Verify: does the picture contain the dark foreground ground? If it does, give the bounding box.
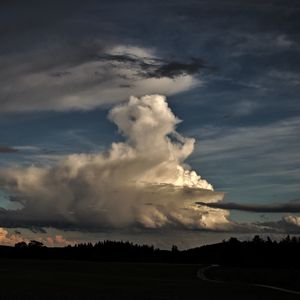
[0,259,298,300]
[205,265,300,292]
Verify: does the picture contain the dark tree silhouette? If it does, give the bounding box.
[15,241,27,248]
[28,240,44,248]
[0,235,299,267]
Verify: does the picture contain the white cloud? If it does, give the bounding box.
[0,228,28,246]
[283,215,300,228]
[0,95,228,231]
[0,46,201,112]
[0,227,76,247]
[44,235,76,247]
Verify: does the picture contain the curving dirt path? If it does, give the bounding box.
[197,265,300,296]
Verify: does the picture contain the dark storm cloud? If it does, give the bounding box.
[0,146,18,153]
[146,59,212,79]
[196,200,300,213]
[50,71,72,78]
[96,53,211,78]
[28,227,47,234]
[0,207,226,233]
[1,206,299,235]
[0,208,83,232]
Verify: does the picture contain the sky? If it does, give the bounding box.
[0,0,299,248]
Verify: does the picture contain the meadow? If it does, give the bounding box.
[0,259,298,299]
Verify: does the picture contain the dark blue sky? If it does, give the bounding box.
[0,0,299,247]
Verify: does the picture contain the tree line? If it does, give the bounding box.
[0,235,299,267]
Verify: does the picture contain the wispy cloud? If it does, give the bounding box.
[187,116,300,213]
[0,45,202,112]
[191,117,300,157]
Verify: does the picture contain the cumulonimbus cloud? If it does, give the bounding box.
[0,95,230,232]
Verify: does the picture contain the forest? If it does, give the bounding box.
[0,235,299,268]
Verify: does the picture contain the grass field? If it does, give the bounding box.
[205,265,300,292]
[0,259,298,299]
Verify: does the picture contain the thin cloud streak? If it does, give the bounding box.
[196,200,300,213]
